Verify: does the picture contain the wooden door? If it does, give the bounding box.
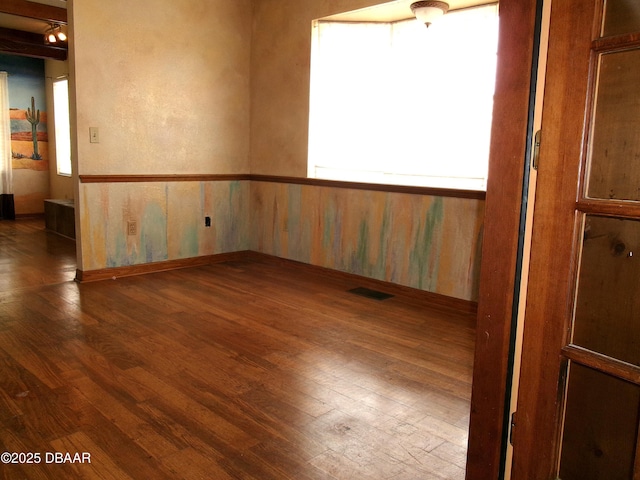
[512,0,640,478]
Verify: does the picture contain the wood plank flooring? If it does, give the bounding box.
[0,218,475,479]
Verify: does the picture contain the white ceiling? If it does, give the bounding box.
[323,0,493,22]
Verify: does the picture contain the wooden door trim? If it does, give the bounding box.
[561,345,640,386]
[592,32,640,51]
[465,0,541,478]
[510,0,599,478]
[577,199,640,218]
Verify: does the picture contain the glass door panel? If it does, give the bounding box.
[572,215,640,366]
[602,0,640,37]
[559,363,640,480]
[587,49,640,201]
[560,2,640,478]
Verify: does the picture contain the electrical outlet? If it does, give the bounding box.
[127,220,137,236]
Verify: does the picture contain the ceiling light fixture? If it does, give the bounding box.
[56,26,67,42]
[410,1,450,27]
[44,23,68,44]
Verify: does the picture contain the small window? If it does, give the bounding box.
[53,78,71,176]
[308,4,499,190]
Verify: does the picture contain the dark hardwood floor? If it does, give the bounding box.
[0,218,475,479]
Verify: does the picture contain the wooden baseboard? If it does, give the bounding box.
[75,250,478,315]
[243,251,479,315]
[75,251,251,283]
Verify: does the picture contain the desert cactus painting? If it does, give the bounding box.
[25,96,41,160]
[4,54,49,176]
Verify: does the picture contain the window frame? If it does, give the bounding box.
[307,4,499,192]
[52,77,71,177]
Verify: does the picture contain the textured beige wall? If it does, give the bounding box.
[69,0,251,270]
[72,0,251,176]
[250,0,384,176]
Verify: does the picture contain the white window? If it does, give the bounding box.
[53,78,71,176]
[308,4,499,190]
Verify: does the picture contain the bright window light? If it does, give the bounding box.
[308,4,499,190]
[53,78,71,176]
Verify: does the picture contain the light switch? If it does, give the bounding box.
[89,127,99,143]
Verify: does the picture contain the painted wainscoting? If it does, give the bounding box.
[76,176,484,304]
[250,181,485,302]
[78,180,250,272]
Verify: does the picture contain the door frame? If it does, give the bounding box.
[465,0,545,478]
